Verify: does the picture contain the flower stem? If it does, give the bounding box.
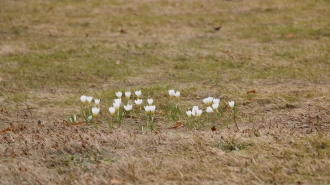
[108,117,113,129]
[93,117,98,128]
[233,107,239,131]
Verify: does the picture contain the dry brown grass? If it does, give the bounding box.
[1,0,330,184]
[1,82,330,184]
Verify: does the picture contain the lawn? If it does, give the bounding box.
[0,0,330,184]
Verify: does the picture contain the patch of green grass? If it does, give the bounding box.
[8,92,28,103]
[216,136,254,152]
[304,134,330,159]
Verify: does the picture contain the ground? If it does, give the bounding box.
[0,0,330,184]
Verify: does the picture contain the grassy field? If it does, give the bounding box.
[1,0,330,184]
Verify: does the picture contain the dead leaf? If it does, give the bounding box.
[71,122,85,126]
[214,26,222,31]
[0,127,15,134]
[156,110,166,116]
[109,179,124,185]
[211,126,216,132]
[222,50,230,54]
[246,90,256,94]
[120,29,126,34]
[169,121,183,129]
[116,60,121,65]
[285,33,294,39]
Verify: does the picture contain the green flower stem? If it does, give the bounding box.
[233,106,239,131]
[93,116,98,128]
[145,113,149,129]
[108,116,113,129]
[145,113,155,131]
[187,118,192,128]
[81,104,88,124]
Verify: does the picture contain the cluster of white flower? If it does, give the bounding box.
[80,95,100,118]
[186,106,202,118]
[78,89,235,129]
[132,90,143,109]
[186,97,235,118]
[80,90,157,119]
[144,105,156,114]
[110,91,137,116]
[204,97,220,113]
[112,92,133,112]
[80,95,94,105]
[168,89,180,99]
[143,97,156,114]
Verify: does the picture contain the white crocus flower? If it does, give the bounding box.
[212,103,219,110]
[144,105,156,114]
[92,107,100,117]
[109,107,115,116]
[144,106,151,114]
[213,98,220,105]
[135,90,142,98]
[86,96,93,104]
[80,95,87,104]
[113,102,121,111]
[149,105,156,114]
[186,110,192,118]
[203,97,214,106]
[116,92,122,98]
[196,109,202,118]
[228,101,235,109]
[192,106,199,116]
[206,107,214,113]
[124,104,133,111]
[94,99,100,107]
[147,98,153,105]
[114,98,122,105]
[134,99,143,105]
[169,89,175,98]
[125,92,131,99]
[174,91,180,98]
